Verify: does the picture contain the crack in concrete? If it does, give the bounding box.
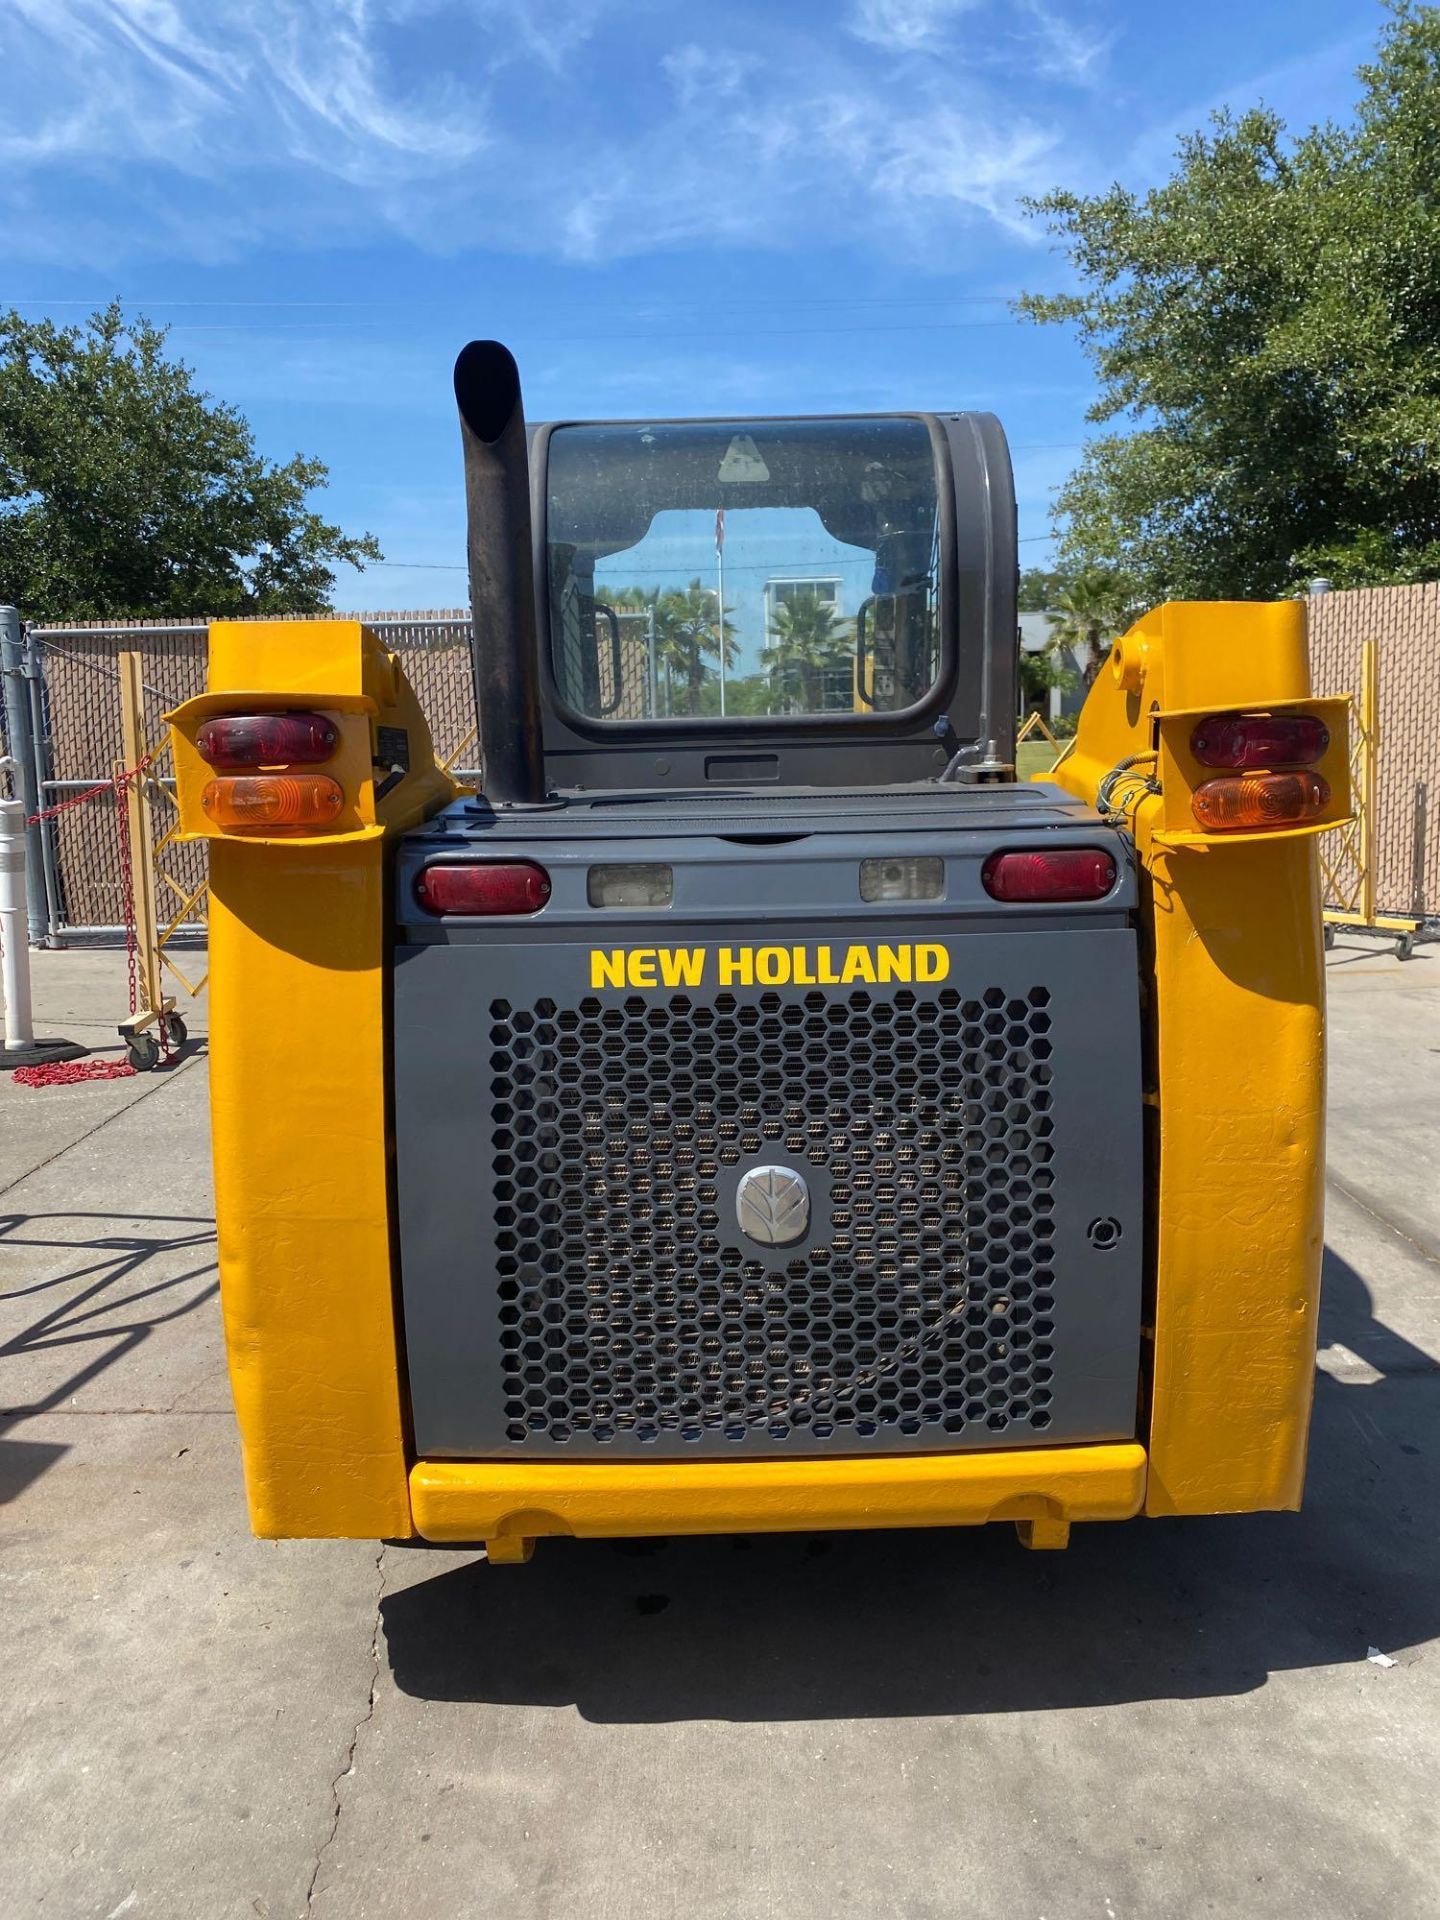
[0,1405,233,1418]
[303,1543,386,1916]
[1328,1170,1440,1268]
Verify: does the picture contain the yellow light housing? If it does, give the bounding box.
[1191,769,1330,833]
[201,773,344,833]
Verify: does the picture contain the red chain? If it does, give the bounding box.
[112,761,141,1022]
[14,1057,137,1088]
[23,752,155,827]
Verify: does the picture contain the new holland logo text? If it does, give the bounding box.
[588,943,950,990]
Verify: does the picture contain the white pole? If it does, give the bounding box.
[0,761,36,1051]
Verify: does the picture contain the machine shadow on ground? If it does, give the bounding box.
[0,1210,218,1501]
[381,1243,1437,1721]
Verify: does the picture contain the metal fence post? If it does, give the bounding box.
[1358,637,1378,931]
[23,623,65,945]
[0,752,84,1067]
[0,606,47,945]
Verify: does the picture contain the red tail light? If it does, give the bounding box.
[415,861,552,916]
[1190,711,1329,769]
[981,848,1117,903]
[196,711,338,770]
[1191,770,1330,833]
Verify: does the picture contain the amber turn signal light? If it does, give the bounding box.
[1191,770,1330,833]
[201,773,345,832]
[195,711,338,770]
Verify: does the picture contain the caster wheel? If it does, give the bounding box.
[126,1033,161,1072]
[1397,935,1415,961]
[1323,925,1335,950]
[162,1013,188,1049]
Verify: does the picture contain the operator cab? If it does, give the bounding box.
[537,410,1017,790]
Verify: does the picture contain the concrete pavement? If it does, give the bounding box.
[2,935,1436,1919]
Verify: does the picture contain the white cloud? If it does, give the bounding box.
[662,44,757,108]
[0,0,1105,268]
[0,0,491,179]
[847,0,984,54]
[1018,0,1112,85]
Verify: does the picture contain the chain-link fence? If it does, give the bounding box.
[17,611,477,939]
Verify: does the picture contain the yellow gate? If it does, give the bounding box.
[117,651,207,1066]
[1320,640,1425,959]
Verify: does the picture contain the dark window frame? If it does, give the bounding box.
[532,412,960,743]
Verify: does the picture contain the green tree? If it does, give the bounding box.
[653,579,738,713]
[0,303,380,618]
[1018,3,1440,600]
[1047,566,1141,685]
[763,589,854,710]
[1018,565,1072,611]
[709,671,779,716]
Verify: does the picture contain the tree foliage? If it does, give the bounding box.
[1019,2,1440,600]
[1017,565,1072,611]
[1048,566,1143,683]
[762,588,854,711]
[1018,630,1072,710]
[0,303,380,619]
[601,579,738,713]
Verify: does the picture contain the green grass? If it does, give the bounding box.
[1016,738,1063,782]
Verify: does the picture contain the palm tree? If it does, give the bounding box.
[592,580,737,715]
[762,590,854,711]
[1049,567,1140,685]
[653,580,739,714]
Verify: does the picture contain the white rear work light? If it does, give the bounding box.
[860,856,943,902]
[587,863,674,908]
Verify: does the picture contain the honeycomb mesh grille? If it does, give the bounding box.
[490,985,1057,1451]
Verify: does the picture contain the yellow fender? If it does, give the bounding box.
[169,620,454,1537]
[1047,601,1350,1514]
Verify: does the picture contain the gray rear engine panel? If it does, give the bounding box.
[393,787,1144,1461]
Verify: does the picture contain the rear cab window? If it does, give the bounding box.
[546,417,944,725]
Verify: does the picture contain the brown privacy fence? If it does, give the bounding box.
[8,591,1436,939]
[1308,584,1438,921]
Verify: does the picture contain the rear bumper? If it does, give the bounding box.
[409,1442,1148,1546]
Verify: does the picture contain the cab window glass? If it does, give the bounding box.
[546,418,941,721]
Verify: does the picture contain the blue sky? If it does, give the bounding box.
[1,0,1380,610]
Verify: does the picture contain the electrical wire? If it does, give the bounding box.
[1096,751,1160,821]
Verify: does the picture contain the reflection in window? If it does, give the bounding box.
[547,418,941,722]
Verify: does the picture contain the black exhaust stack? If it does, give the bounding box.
[454,340,547,805]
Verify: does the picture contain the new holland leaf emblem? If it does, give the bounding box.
[736,1165,811,1248]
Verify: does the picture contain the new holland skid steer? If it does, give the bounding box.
[169,341,1350,1560]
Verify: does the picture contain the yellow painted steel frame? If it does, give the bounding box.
[1050,601,1350,1515]
[169,621,455,1538]
[172,607,1346,1550]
